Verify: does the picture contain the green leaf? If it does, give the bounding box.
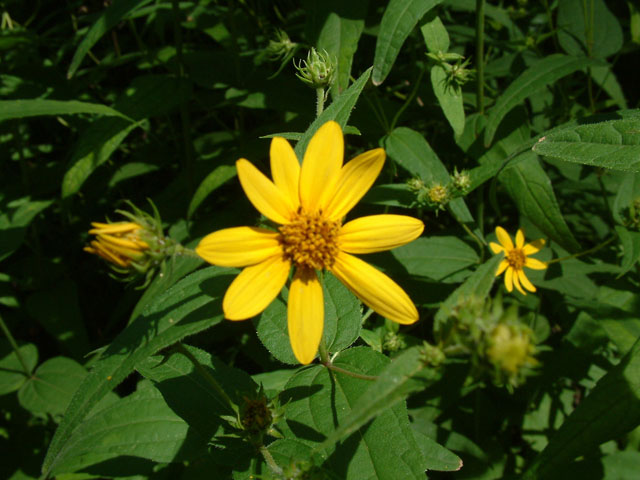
[67,0,154,78]
[0,197,53,261]
[431,65,465,138]
[17,357,87,418]
[499,152,581,252]
[255,273,361,365]
[319,346,440,452]
[49,384,207,476]
[484,54,601,146]
[616,226,640,276]
[372,0,442,85]
[315,1,368,95]
[137,345,257,440]
[25,281,90,359]
[0,341,37,395]
[281,347,429,479]
[410,428,463,472]
[392,236,479,282]
[557,0,623,59]
[42,266,231,477]
[523,338,640,479]
[188,164,237,219]
[532,115,640,172]
[421,15,449,53]
[434,255,502,333]
[294,67,372,158]
[0,99,133,123]
[612,172,640,225]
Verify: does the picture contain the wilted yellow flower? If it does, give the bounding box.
[85,222,149,268]
[196,121,424,364]
[489,227,546,295]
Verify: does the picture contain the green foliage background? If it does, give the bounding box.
[1,0,640,479]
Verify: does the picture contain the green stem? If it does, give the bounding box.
[0,313,31,376]
[390,65,426,130]
[259,445,283,476]
[175,343,236,415]
[547,236,616,265]
[318,336,330,365]
[326,363,379,381]
[316,87,325,117]
[475,0,485,114]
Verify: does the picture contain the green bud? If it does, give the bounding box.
[294,48,336,89]
[450,167,471,194]
[266,29,297,62]
[420,342,446,367]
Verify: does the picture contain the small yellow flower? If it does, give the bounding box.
[85,222,149,268]
[489,226,547,295]
[196,121,424,364]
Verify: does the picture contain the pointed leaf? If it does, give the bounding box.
[0,99,133,123]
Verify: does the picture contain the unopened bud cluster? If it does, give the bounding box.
[294,48,336,89]
[427,51,475,90]
[266,29,297,62]
[407,168,471,212]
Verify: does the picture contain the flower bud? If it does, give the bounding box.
[266,29,297,62]
[294,48,336,89]
[451,167,471,194]
[486,323,538,386]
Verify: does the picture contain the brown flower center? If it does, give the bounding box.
[278,208,340,270]
[506,248,526,269]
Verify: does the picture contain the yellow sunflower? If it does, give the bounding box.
[196,121,424,364]
[489,226,547,295]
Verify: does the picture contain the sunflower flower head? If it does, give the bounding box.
[489,226,547,295]
[196,121,424,364]
[85,201,176,285]
[294,48,336,89]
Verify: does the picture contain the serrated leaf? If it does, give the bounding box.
[372,0,442,85]
[523,338,640,479]
[188,164,237,218]
[42,266,232,477]
[431,65,465,137]
[392,236,478,282]
[67,0,154,78]
[532,115,640,172]
[319,346,440,452]
[255,273,362,365]
[0,341,37,395]
[294,67,372,158]
[0,99,133,123]
[281,347,428,479]
[557,0,623,59]
[49,385,207,476]
[484,54,601,146]
[499,152,581,252]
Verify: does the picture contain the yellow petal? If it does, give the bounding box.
[489,242,504,254]
[89,222,140,234]
[518,269,536,292]
[196,227,282,267]
[98,234,148,250]
[299,121,344,213]
[223,256,290,320]
[496,259,509,276]
[515,229,525,248]
[512,269,526,295]
[523,238,545,255]
[504,267,514,292]
[324,148,385,220]
[288,268,324,364]
[525,257,547,270]
[495,226,514,250]
[339,214,424,254]
[237,159,294,224]
[270,137,301,210]
[330,252,418,325]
